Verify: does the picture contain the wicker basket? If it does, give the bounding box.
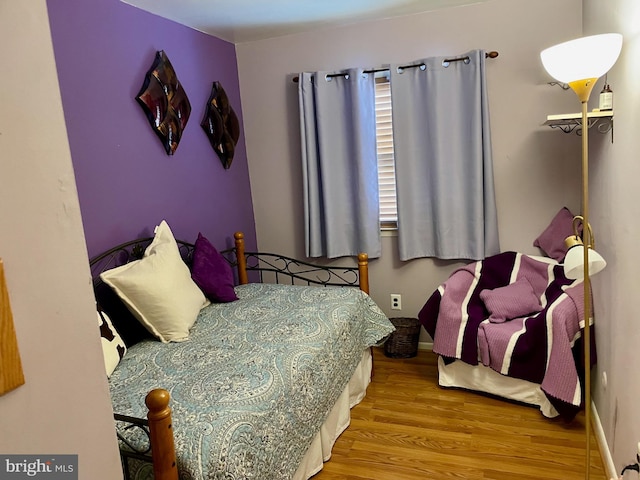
[384,317,421,358]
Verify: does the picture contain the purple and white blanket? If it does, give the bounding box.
[419,251,594,418]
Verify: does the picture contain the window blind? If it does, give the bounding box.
[374,77,398,228]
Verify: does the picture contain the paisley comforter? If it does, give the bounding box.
[109,283,394,479]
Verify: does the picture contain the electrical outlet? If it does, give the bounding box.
[390,294,402,310]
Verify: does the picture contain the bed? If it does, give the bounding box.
[90,222,394,480]
[418,249,594,420]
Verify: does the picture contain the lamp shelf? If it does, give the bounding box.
[543,110,614,140]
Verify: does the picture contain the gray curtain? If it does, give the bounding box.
[298,69,381,259]
[390,50,499,261]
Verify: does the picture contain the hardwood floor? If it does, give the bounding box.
[313,348,605,480]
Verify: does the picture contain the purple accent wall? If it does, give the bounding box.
[47,0,256,257]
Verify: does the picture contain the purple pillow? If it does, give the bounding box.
[533,207,580,262]
[479,279,541,324]
[191,233,238,303]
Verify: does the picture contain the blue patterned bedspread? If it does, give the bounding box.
[109,283,394,479]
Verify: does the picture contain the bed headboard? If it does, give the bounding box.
[89,232,367,293]
[89,231,368,346]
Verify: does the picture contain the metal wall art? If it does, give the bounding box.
[201,81,240,169]
[136,50,191,155]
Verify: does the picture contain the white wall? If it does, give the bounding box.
[236,0,583,330]
[584,0,640,475]
[0,2,122,477]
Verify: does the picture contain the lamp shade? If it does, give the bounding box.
[540,33,623,83]
[563,244,607,279]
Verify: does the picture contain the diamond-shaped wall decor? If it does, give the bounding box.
[136,50,191,155]
[201,81,240,169]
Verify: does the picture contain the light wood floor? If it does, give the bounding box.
[313,347,605,480]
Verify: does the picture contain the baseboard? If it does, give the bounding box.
[592,400,616,479]
[418,341,433,351]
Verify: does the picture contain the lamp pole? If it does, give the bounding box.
[580,94,592,480]
[567,76,596,479]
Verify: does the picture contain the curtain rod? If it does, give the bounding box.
[292,51,498,83]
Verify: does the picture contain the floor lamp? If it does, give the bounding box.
[541,33,622,479]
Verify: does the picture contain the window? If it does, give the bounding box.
[374,76,398,229]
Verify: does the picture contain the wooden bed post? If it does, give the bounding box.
[357,253,373,376]
[234,232,248,285]
[357,253,369,294]
[145,389,178,480]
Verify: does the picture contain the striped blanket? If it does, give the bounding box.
[419,251,594,419]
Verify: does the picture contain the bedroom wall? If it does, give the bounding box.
[46,0,257,258]
[583,0,640,475]
[236,0,583,331]
[0,2,122,477]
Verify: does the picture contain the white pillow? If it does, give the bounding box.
[100,220,207,342]
[98,310,127,377]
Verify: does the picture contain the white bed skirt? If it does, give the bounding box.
[292,348,372,480]
[437,356,559,418]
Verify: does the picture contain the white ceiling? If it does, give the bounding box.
[121,0,489,44]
